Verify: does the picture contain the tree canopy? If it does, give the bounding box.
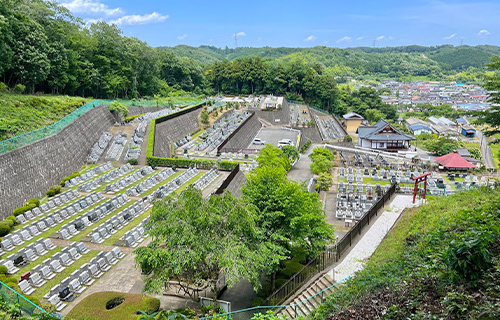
[134,187,284,303]
[475,56,500,134]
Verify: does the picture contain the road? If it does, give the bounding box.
[476,130,495,169]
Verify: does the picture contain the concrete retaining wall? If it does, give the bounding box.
[153,108,202,158]
[0,106,115,219]
[225,170,246,198]
[298,126,323,148]
[219,113,262,153]
[253,107,290,126]
[127,106,168,117]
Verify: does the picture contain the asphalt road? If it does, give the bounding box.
[476,130,495,169]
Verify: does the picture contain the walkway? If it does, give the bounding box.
[476,129,495,169]
[328,195,416,280]
[287,144,318,183]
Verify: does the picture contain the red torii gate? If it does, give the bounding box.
[412,172,431,204]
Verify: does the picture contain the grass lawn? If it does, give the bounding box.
[67,291,160,320]
[11,246,63,278]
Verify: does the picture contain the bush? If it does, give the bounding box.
[0,224,11,237]
[299,140,311,153]
[343,135,353,143]
[141,297,160,314]
[125,114,144,122]
[24,295,40,306]
[60,171,80,186]
[1,219,14,228]
[47,185,61,197]
[280,259,304,277]
[0,82,7,92]
[6,216,17,225]
[0,265,8,274]
[13,206,31,216]
[127,158,138,165]
[14,84,25,93]
[27,198,40,207]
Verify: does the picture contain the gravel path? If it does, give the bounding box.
[328,195,416,281]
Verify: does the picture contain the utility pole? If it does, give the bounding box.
[373,38,376,47]
[234,32,238,48]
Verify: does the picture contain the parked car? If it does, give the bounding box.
[277,139,293,147]
[252,138,265,145]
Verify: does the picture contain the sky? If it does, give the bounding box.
[57,0,500,48]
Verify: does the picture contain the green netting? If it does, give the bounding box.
[0,97,205,154]
[0,281,47,316]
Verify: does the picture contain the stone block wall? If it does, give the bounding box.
[153,108,202,158]
[219,113,262,153]
[0,106,115,219]
[225,170,246,198]
[298,127,323,148]
[253,107,290,125]
[127,106,168,117]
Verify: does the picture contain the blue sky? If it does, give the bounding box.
[58,0,500,48]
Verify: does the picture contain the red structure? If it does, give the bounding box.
[412,173,431,204]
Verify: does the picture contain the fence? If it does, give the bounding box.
[0,281,47,316]
[0,97,206,154]
[263,183,396,306]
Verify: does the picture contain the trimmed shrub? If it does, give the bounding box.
[142,297,160,314]
[1,219,14,228]
[60,171,80,187]
[47,185,61,197]
[13,206,31,216]
[0,82,7,92]
[127,158,138,165]
[299,140,312,153]
[7,216,17,225]
[27,198,40,207]
[0,224,11,237]
[0,265,8,274]
[125,113,144,122]
[24,295,40,306]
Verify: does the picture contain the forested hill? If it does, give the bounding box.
[160,44,500,74]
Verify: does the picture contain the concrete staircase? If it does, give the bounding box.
[258,117,273,127]
[278,274,337,319]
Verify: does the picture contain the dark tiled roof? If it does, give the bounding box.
[358,119,415,141]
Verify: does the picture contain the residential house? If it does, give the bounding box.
[357,119,415,151]
[342,112,364,133]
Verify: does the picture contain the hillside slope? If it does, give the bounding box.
[310,187,500,320]
[0,94,90,140]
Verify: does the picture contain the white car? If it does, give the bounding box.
[252,138,265,145]
[278,139,293,147]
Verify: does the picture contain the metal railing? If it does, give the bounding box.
[0,281,47,316]
[263,183,396,306]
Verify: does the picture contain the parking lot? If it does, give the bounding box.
[249,128,299,150]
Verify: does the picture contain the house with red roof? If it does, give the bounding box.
[434,151,476,171]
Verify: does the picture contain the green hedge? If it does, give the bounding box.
[124,113,145,122]
[145,103,237,171]
[60,171,81,186]
[299,140,312,153]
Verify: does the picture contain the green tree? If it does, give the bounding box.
[242,166,334,256]
[200,111,209,124]
[475,56,500,134]
[280,145,300,162]
[108,101,128,118]
[316,172,334,191]
[256,144,291,172]
[135,187,283,306]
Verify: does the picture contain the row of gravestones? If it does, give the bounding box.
[125,121,148,162]
[87,132,113,164]
[77,163,133,192]
[0,106,115,219]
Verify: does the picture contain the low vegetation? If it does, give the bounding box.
[67,292,160,320]
[311,187,500,320]
[0,93,89,140]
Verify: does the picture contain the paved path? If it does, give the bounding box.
[287,144,319,183]
[476,130,495,169]
[328,195,416,281]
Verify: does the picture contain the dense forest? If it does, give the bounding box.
[0,0,497,109]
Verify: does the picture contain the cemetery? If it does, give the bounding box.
[0,95,499,320]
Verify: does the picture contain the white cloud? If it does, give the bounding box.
[233,32,246,37]
[177,34,187,40]
[375,35,385,41]
[323,41,329,45]
[336,36,352,43]
[111,12,169,26]
[356,36,364,40]
[477,29,491,36]
[61,0,123,16]
[304,35,316,42]
[443,33,457,40]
